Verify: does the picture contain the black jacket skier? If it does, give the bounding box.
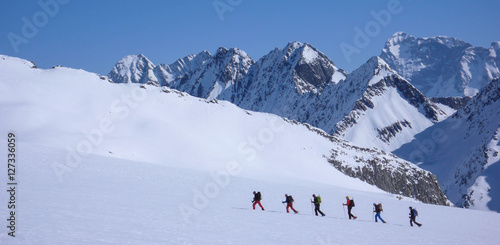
[311,194,325,216]
[409,206,422,227]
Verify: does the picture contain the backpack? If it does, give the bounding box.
[350,199,355,207]
[317,196,322,204]
[412,208,418,216]
[378,203,383,212]
[288,195,294,203]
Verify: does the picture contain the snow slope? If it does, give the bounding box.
[1,55,499,244]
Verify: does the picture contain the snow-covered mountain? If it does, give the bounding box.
[167,47,254,99]
[154,50,212,86]
[108,43,451,152]
[108,54,159,85]
[218,41,347,111]
[380,32,500,98]
[4,54,500,244]
[108,48,253,99]
[327,56,449,152]
[394,78,500,212]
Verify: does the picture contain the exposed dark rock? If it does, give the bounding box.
[326,150,449,205]
[431,96,472,110]
[293,119,450,206]
[377,120,412,143]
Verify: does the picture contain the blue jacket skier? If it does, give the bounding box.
[409,206,422,227]
[373,203,386,223]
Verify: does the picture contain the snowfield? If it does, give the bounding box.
[0,55,499,244]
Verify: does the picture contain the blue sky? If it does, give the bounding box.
[1,0,499,75]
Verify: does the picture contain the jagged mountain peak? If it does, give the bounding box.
[216,46,229,54]
[299,43,326,63]
[365,56,391,69]
[347,56,398,87]
[261,41,304,61]
[490,41,500,56]
[386,31,414,45]
[177,50,212,63]
[108,54,157,84]
[284,41,304,52]
[279,42,327,63]
[431,35,471,49]
[116,54,153,67]
[180,50,212,63]
[386,32,469,49]
[214,47,252,61]
[382,32,471,60]
[380,33,499,97]
[154,51,213,84]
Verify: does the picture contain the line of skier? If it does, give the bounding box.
[252,191,422,227]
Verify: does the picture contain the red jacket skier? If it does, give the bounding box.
[343,196,357,220]
[282,194,298,213]
[252,191,264,210]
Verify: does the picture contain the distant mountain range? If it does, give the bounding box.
[380,32,500,98]
[107,32,500,211]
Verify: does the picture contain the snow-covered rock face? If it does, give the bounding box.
[299,123,449,205]
[323,56,447,152]
[219,42,347,114]
[380,32,500,98]
[394,78,500,212]
[108,48,253,98]
[108,54,158,85]
[293,43,347,93]
[168,47,254,99]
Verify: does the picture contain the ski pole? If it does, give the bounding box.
[372,208,374,222]
[342,204,346,219]
[310,199,314,215]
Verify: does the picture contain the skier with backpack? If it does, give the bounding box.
[311,194,325,216]
[373,203,386,223]
[343,196,357,220]
[282,194,298,213]
[409,206,422,227]
[252,191,264,211]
